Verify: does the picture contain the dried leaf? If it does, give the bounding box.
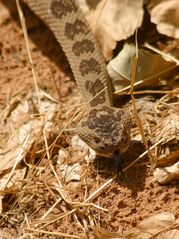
[88,0,144,60]
[93,213,178,239]
[71,135,96,162]
[0,92,57,177]
[153,113,179,145]
[122,212,176,239]
[154,162,179,184]
[58,148,81,183]
[71,135,89,151]
[149,0,179,38]
[107,43,175,91]
[152,112,179,166]
[164,229,179,239]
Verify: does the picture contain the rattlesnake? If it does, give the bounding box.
[22,0,131,158]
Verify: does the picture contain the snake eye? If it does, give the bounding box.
[94,137,100,144]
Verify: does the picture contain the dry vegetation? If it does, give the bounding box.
[0,0,178,238]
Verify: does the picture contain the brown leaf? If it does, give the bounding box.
[149,0,179,38]
[154,162,179,184]
[122,212,176,239]
[107,43,175,91]
[93,213,178,239]
[87,0,144,60]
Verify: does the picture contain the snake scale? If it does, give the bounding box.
[22,0,131,158]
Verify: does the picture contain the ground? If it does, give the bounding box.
[0,1,178,238]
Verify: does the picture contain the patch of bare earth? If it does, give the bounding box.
[0,1,178,239]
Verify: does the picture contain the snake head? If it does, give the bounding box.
[77,106,131,157]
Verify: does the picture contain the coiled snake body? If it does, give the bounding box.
[23,0,131,157]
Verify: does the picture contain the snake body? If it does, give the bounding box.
[23,0,131,157]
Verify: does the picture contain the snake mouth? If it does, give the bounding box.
[94,150,125,176]
[95,151,113,158]
[119,143,130,154]
[95,139,131,158]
